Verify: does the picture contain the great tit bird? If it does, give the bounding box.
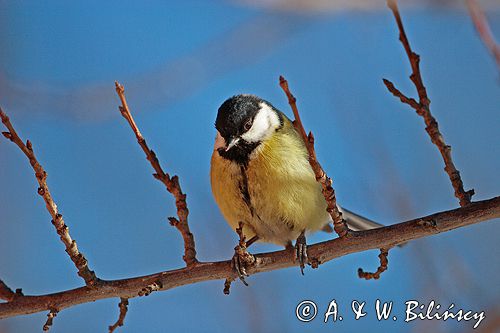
[210,94,383,274]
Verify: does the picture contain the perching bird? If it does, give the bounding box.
[210,94,383,277]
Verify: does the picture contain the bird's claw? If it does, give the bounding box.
[295,231,308,275]
[232,244,255,286]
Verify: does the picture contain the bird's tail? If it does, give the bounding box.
[322,208,405,246]
[340,207,385,231]
[321,207,385,232]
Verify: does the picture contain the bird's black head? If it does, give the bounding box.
[214,94,281,166]
[216,95,262,140]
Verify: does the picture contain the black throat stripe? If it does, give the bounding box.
[217,140,259,167]
[238,164,263,224]
[238,164,254,218]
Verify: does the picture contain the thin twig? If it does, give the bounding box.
[0,108,98,286]
[223,278,234,295]
[384,0,474,207]
[108,298,129,333]
[0,280,15,302]
[358,248,389,280]
[1,196,498,319]
[466,0,500,69]
[42,308,58,331]
[114,82,197,267]
[382,79,420,109]
[279,76,349,237]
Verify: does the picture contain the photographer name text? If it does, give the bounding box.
[295,299,485,329]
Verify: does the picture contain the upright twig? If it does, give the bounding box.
[384,0,474,207]
[279,76,349,238]
[114,82,197,267]
[279,78,389,279]
[108,298,129,333]
[0,108,98,286]
[466,0,500,69]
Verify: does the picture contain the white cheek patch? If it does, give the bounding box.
[241,103,280,143]
[213,130,226,150]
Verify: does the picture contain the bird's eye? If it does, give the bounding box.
[244,119,252,131]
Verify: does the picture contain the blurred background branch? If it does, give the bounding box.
[0,1,498,332]
[466,0,500,69]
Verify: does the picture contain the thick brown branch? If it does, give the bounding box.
[279,76,348,237]
[1,196,498,319]
[0,108,98,286]
[385,0,474,207]
[108,298,129,333]
[114,82,197,267]
[358,248,389,280]
[138,281,162,297]
[466,0,500,69]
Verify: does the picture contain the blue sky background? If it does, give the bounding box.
[0,1,499,332]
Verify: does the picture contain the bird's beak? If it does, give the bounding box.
[225,137,240,151]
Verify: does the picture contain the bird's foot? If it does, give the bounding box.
[232,243,255,286]
[232,222,256,285]
[295,230,308,275]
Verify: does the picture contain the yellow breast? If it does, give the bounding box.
[210,115,328,246]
